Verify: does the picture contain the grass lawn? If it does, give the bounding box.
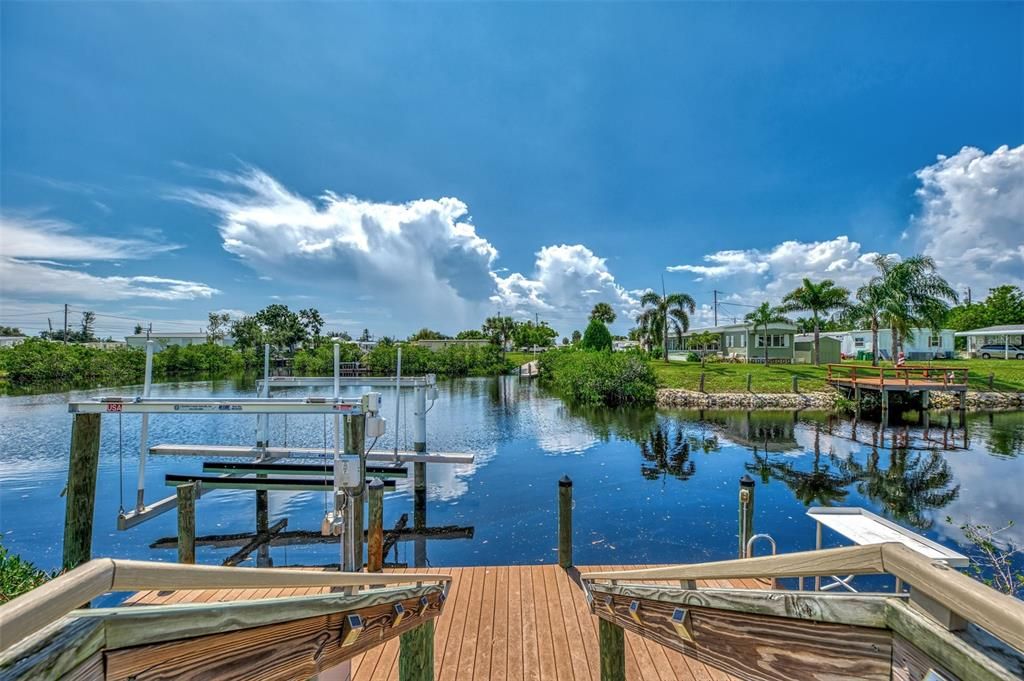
[506,351,539,367]
[652,358,1024,393]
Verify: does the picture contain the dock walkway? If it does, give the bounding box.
[128,564,766,681]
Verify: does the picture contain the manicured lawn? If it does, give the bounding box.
[652,358,1024,393]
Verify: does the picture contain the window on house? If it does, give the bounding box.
[929,335,942,348]
[756,334,787,348]
[854,337,865,348]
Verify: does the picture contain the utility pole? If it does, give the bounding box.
[146,323,152,340]
[965,287,972,305]
[63,303,69,345]
[713,290,719,327]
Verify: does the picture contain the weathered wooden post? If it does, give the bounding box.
[344,413,367,569]
[988,372,995,390]
[367,478,384,573]
[699,372,706,393]
[399,620,434,681]
[921,390,930,410]
[738,475,755,558]
[598,618,625,681]
[746,373,752,392]
[558,476,573,568]
[62,413,101,572]
[791,376,799,393]
[177,481,199,564]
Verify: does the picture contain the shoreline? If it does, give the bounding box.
[655,387,1024,410]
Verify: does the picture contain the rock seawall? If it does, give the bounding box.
[656,388,1024,410]
[656,389,838,410]
[929,391,1024,409]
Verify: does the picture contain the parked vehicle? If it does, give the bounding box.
[978,343,1024,359]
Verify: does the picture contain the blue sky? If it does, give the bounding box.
[2,2,1022,339]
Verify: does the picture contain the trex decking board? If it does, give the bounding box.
[126,564,758,681]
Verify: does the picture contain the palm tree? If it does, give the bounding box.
[637,291,696,362]
[482,315,515,358]
[590,302,616,325]
[744,302,789,366]
[689,330,719,367]
[848,279,886,366]
[780,278,850,365]
[873,255,958,361]
[773,424,855,506]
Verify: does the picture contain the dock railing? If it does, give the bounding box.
[0,558,452,653]
[582,543,1024,674]
[826,363,969,389]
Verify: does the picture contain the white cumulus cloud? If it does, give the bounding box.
[492,244,641,325]
[913,144,1024,292]
[668,236,889,306]
[176,167,640,332]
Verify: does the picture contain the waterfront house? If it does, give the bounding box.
[830,328,955,360]
[670,322,798,363]
[124,332,235,350]
[0,335,26,347]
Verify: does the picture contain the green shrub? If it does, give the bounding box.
[539,348,656,406]
[580,320,613,352]
[364,343,512,377]
[685,352,700,362]
[0,339,144,386]
[152,343,245,376]
[1,543,55,603]
[293,342,363,374]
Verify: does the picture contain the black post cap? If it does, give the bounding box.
[739,474,755,488]
[559,475,573,487]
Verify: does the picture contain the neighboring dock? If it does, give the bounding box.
[519,360,539,378]
[826,364,969,411]
[127,564,767,681]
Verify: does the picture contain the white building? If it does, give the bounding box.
[954,324,1024,359]
[124,332,234,350]
[830,328,955,360]
[0,336,26,348]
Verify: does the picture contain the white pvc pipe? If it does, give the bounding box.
[413,386,426,452]
[333,343,341,497]
[135,340,155,510]
[393,346,402,457]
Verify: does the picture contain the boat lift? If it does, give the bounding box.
[69,342,475,570]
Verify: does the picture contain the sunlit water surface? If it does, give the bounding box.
[1,376,1022,576]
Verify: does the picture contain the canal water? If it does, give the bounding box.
[1,376,1022,576]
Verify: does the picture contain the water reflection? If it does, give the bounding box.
[846,447,959,530]
[1,377,1022,572]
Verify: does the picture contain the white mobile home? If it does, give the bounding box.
[832,328,955,360]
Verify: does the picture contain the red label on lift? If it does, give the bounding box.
[106,403,123,412]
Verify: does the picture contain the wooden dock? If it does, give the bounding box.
[127,564,767,681]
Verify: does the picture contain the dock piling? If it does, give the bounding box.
[746,373,752,392]
[367,478,384,572]
[62,413,101,571]
[598,618,626,681]
[791,376,799,393]
[177,481,199,564]
[558,476,573,568]
[399,620,434,681]
[699,372,706,393]
[343,413,367,571]
[738,475,755,558]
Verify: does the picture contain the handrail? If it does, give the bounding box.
[0,558,451,653]
[582,543,1024,654]
[824,364,969,386]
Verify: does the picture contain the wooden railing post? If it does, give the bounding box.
[177,482,198,564]
[598,618,626,681]
[399,620,434,681]
[558,476,573,568]
[63,413,102,572]
[367,478,384,573]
